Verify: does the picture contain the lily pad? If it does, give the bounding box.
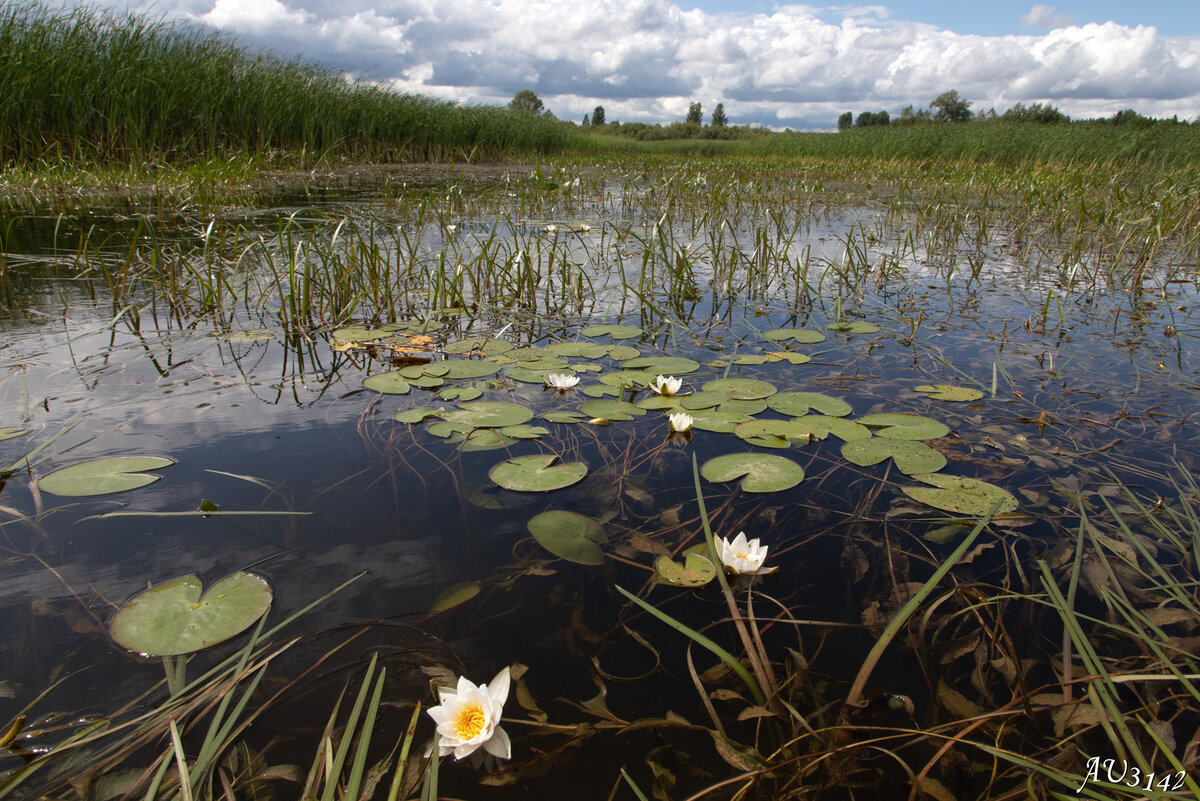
[700,453,805,493]
[842,439,947,475]
[580,324,643,340]
[444,338,514,355]
[636,395,684,411]
[443,401,533,429]
[795,415,871,442]
[767,392,852,418]
[528,510,608,564]
[681,391,732,410]
[458,430,518,452]
[915,384,985,402]
[498,424,549,440]
[543,411,587,424]
[437,360,500,380]
[429,581,481,614]
[732,355,771,365]
[733,420,815,449]
[504,366,556,384]
[701,378,777,400]
[39,456,174,497]
[490,454,588,492]
[579,400,645,421]
[332,326,389,344]
[599,370,654,388]
[858,413,949,440]
[582,384,622,398]
[826,321,880,334]
[440,386,484,402]
[622,356,701,375]
[109,571,272,657]
[393,407,443,424]
[765,351,811,365]
[689,410,754,433]
[763,328,826,344]
[362,373,411,394]
[719,398,769,416]
[901,474,1019,517]
[655,553,716,587]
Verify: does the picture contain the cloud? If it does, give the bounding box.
[52,0,1200,129]
[1019,4,1073,30]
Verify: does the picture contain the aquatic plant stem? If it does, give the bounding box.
[843,502,999,709]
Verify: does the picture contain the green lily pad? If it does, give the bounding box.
[767,392,852,418]
[841,439,947,476]
[362,373,411,394]
[766,351,812,365]
[636,395,685,411]
[733,420,815,448]
[719,399,768,416]
[405,375,446,389]
[582,384,622,398]
[901,474,1019,517]
[429,582,481,614]
[443,401,533,429]
[393,407,443,424]
[914,384,985,402]
[763,328,826,344]
[795,415,871,442]
[39,456,174,497]
[543,411,587,424]
[858,413,949,440]
[504,366,555,384]
[602,345,642,360]
[427,420,473,440]
[332,326,389,343]
[443,338,514,355]
[655,553,716,587]
[109,571,272,657]
[580,324,643,340]
[826,321,880,334]
[689,410,754,433]
[490,454,588,492]
[701,378,777,400]
[599,370,654,388]
[219,329,273,344]
[732,355,771,365]
[681,391,732,410]
[622,356,701,375]
[437,360,500,380]
[498,424,549,440]
[440,386,483,402]
[701,453,805,493]
[458,430,518,452]
[527,510,608,564]
[579,400,645,421]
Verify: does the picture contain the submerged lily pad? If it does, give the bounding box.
[528,510,608,564]
[443,401,533,429]
[767,392,852,418]
[429,582,481,614]
[490,454,588,492]
[901,474,1019,517]
[39,456,174,497]
[362,373,412,394]
[110,571,272,657]
[701,453,805,493]
[841,439,948,476]
[701,378,777,400]
[580,324,644,340]
[763,328,826,344]
[655,553,716,587]
[914,384,985,402]
[858,413,949,440]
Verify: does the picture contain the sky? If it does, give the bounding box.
[65,0,1200,130]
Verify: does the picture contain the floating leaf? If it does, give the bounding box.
[719,399,768,416]
[655,553,716,587]
[732,355,771,365]
[767,392,852,418]
[599,370,653,388]
[404,375,445,389]
[218,329,273,344]
[680,391,731,410]
[543,411,587,424]
[842,439,948,475]
[331,326,389,344]
[498,424,549,440]
[701,453,805,493]
[579,324,643,340]
[901,474,1019,516]
[528,510,607,564]
[109,571,272,657]
[490,454,588,492]
[504,366,555,384]
[458,430,517,452]
[444,338,513,355]
[733,420,815,449]
[582,384,621,398]
[858,413,949,440]
[622,356,701,375]
[765,351,811,365]
[763,328,825,343]
[443,401,533,429]
[39,456,174,497]
[636,395,684,411]
[579,400,645,422]
[440,386,483,402]
[394,407,443,424]
[826,321,880,334]
[362,373,411,394]
[429,582,481,613]
[796,415,870,442]
[689,410,754,433]
[915,384,985,402]
[702,378,777,400]
[437,360,500,380]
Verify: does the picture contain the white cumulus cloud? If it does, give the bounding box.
[1019,4,1074,30]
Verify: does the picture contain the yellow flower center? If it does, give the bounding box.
[734,550,749,561]
[453,702,487,740]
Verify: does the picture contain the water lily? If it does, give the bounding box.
[668,412,693,433]
[652,375,682,396]
[427,667,512,761]
[716,531,769,575]
[545,373,580,390]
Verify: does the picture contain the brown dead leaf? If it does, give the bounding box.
[628,531,670,556]
[937,679,983,720]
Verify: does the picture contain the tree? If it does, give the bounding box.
[931,90,972,122]
[686,102,702,125]
[509,89,543,114]
[837,111,853,131]
[582,113,590,126]
[1002,102,1068,123]
[592,105,606,126]
[854,110,890,127]
[711,103,727,127]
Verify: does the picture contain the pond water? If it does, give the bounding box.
[1,160,1199,799]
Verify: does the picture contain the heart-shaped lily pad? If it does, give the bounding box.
[842,439,947,475]
[393,407,443,424]
[901,474,1018,516]
[914,384,985,402]
[39,456,175,497]
[765,351,811,365]
[655,553,716,587]
[733,420,815,449]
[858,413,949,440]
[490,454,588,492]
[637,395,684,411]
[580,324,643,340]
[109,571,272,656]
[689,410,754,433]
[702,378,777,400]
[680,391,732,410]
[763,328,826,343]
[796,415,871,442]
[440,386,484,402]
[701,453,805,493]
[767,392,852,418]
[528,510,608,564]
[437,359,501,380]
[599,370,654,388]
[363,373,412,394]
[622,356,701,375]
[443,401,533,429]
[579,400,646,421]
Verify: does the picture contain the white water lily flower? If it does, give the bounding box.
[668,412,693,433]
[427,667,512,761]
[652,375,682,396]
[716,531,769,575]
[545,373,580,390]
